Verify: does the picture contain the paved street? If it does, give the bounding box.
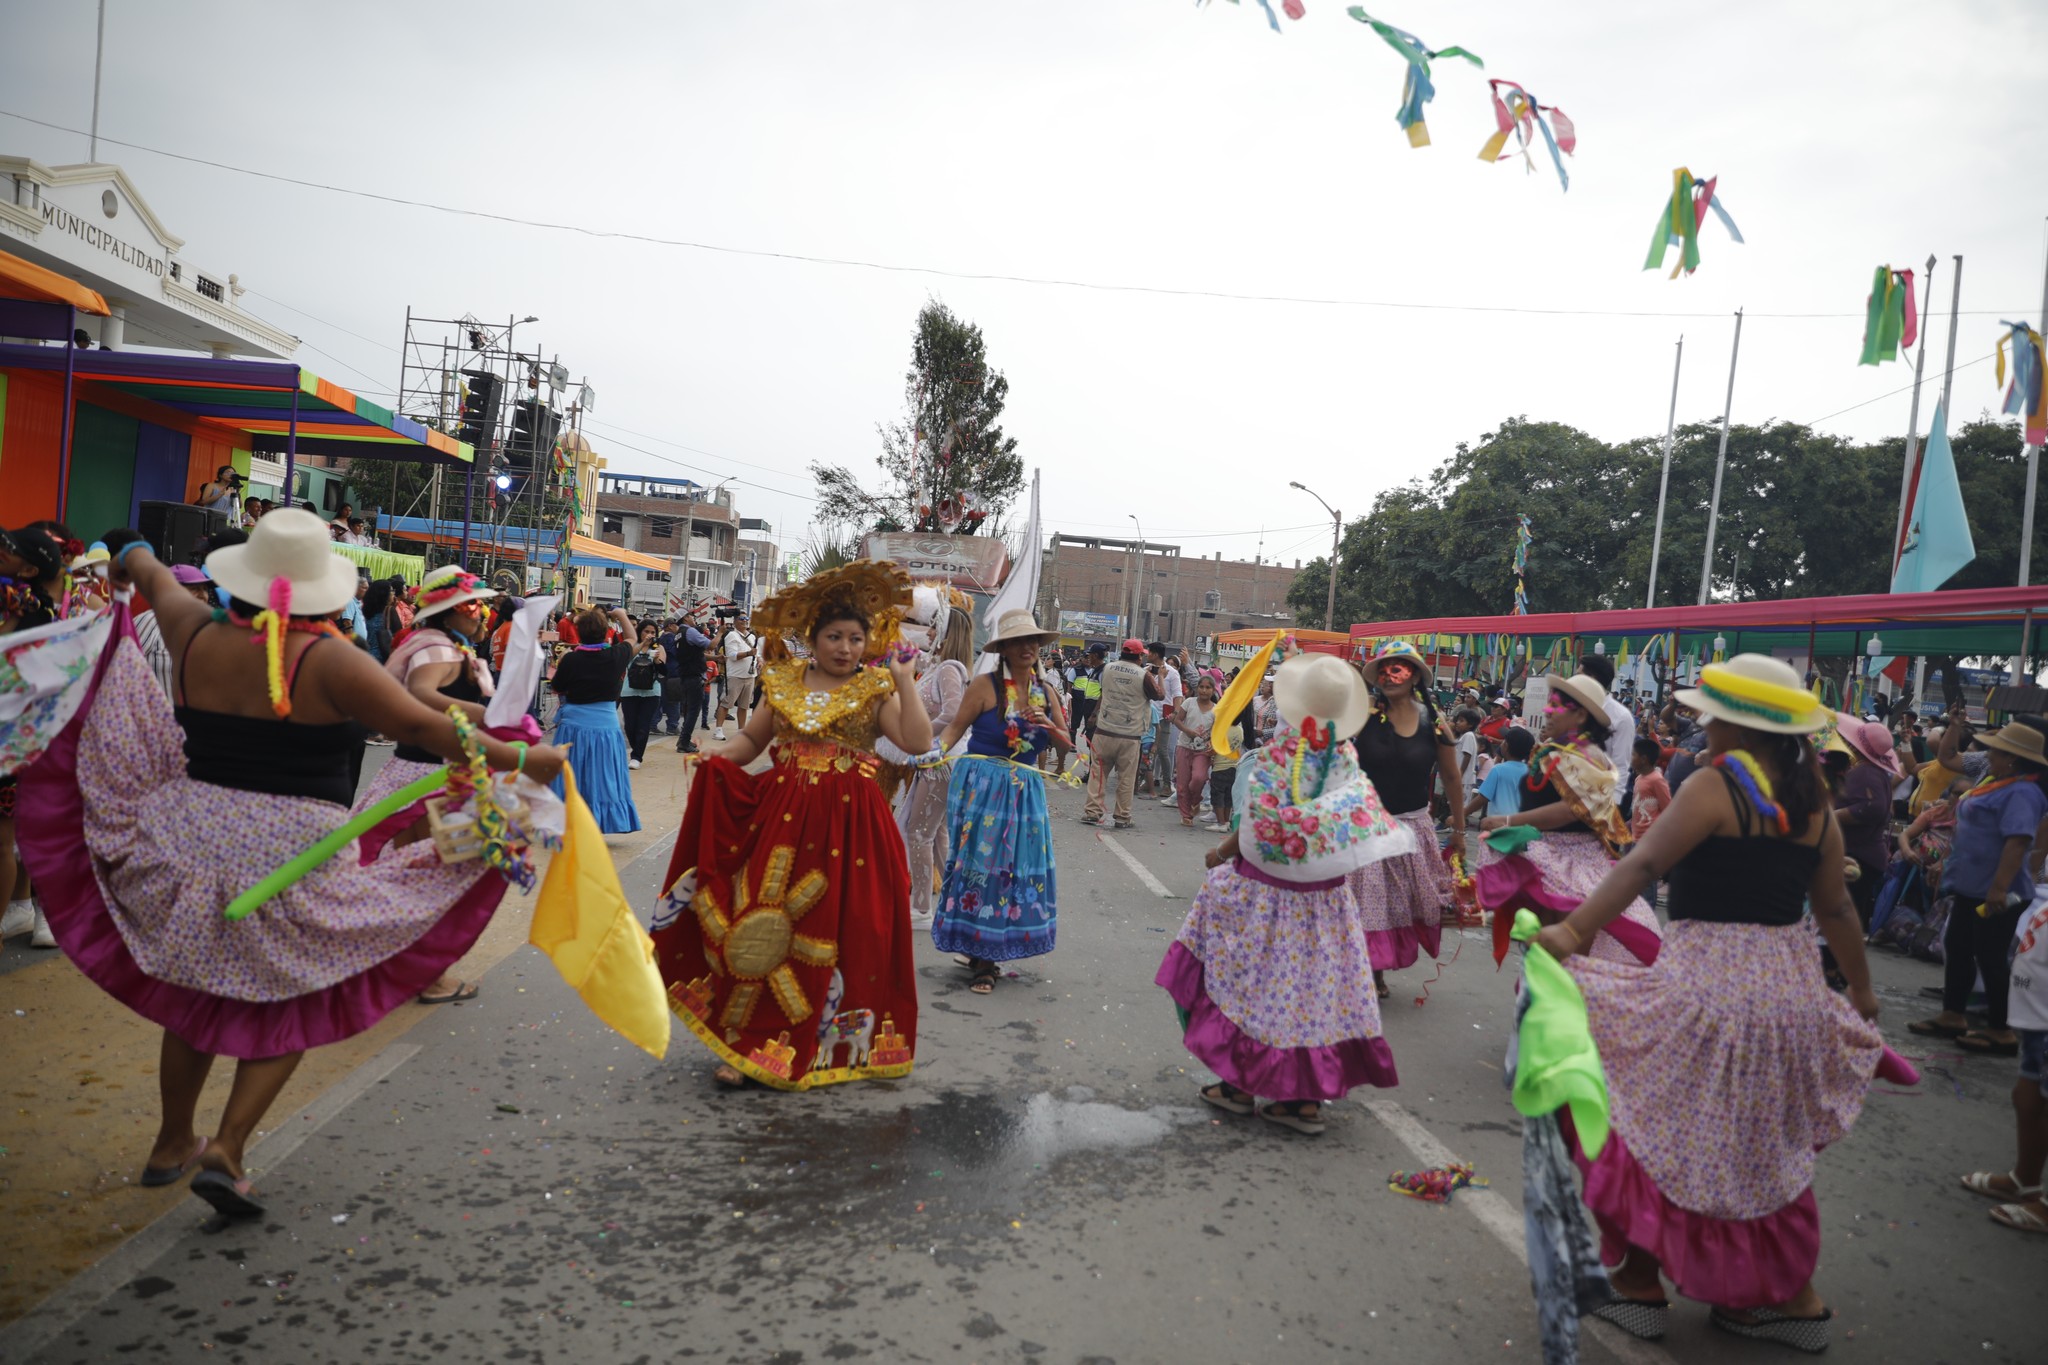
[2,747,2044,1364]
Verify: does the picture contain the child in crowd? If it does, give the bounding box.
[1470,725,1533,822]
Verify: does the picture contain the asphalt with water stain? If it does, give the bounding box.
[7,776,2046,1363]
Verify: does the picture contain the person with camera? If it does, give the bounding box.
[194,465,242,517]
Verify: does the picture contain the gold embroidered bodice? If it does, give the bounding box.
[760,659,894,755]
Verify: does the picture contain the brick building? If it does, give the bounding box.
[1038,533,1298,654]
[591,471,740,609]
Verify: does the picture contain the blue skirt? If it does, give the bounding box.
[550,701,641,835]
[933,755,1056,961]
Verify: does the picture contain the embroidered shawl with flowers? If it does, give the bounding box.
[1240,719,1415,882]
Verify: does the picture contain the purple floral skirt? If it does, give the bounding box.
[17,615,507,1059]
[1157,858,1397,1101]
[1346,807,1449,970]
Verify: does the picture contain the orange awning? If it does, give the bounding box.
[0,248,111,315]
[568,532,669,572]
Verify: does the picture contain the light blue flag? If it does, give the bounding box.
[1891,401,1976,594]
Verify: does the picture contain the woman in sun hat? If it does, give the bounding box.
[931,608,1071,995]
[1157,648,1414,1135]
[1834,716,1902,932]
[1473,672,1663,967]
[15,510,564,1221]
[1347,640,1464,995]
[349,564,534,1003]
[1526,653,1909,1350]
[1909,718,2048,1058]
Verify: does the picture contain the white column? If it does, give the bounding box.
[99,304,125,350]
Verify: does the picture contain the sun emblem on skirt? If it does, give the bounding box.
[693,844,837,1032]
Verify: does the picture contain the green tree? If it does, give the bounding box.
[812,300,1022,535]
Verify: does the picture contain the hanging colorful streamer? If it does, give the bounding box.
[1476,79,1575,190]
[1997,319,2048,446]
[1196,0,1302,34]
[1859,266,1919,366]
[1512,515,1532,614]
[1346,8,1483,148]
[1643,169,1744,278]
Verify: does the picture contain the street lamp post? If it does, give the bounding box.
[1290,481,1341,631]
[1127,513,1146,639]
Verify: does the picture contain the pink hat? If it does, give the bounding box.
[1842,717,1901,777]
[170,564,212,586]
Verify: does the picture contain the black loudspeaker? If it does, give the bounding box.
[137,501,226,567]
[457,368,501,449]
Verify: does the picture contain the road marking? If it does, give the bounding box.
[1361,1098,1681,1365]
[1095,831,1175,898]
[0,1042,424,1364]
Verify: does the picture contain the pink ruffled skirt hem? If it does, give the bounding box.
[1157,942,1397,1100]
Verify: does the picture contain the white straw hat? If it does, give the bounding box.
[203,508,358,616]
[1551,672,1610,720]
[982,609,1057,651]
[1674,654,1826,735]
[1273,653,1372,738]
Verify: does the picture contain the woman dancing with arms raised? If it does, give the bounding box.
[17,512,562,1220]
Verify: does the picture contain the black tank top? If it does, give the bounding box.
[394,654,485,764]
[1665,767,1821,927]
[175,625,357,806]
[1519,755,1589,835]
[1354,707,1442,815]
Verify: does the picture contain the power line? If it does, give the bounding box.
[1799,350,1996,427]
[5,107,2035,323]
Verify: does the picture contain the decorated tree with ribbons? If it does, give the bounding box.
[811,300,1023,537]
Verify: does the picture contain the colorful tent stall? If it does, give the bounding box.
[0,343,473,542]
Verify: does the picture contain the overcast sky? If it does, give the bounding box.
[6,0,2045,575]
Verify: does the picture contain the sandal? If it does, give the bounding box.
[190,1169,265,1220]
[1259,1101,1327,1136]
[1907,1016,1969,1038]
[1960,1170,2043,1201]
[1709,1306,1833,1355]
[1590,1295,1669,1341]
[712,1064,747,1089]
[140,1135,209,1188]
[1956,1030,2020,1056]
[968,964,999,995]
[1988,1201,2048,1234]
[418,980,480,1005]
[1200,1082,1254,1116]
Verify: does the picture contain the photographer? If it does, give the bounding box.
[194,465,242,516]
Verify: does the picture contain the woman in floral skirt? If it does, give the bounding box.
[1529,654,1910,1351]
[1157,652,1414,1134]
[931,610,1069,994]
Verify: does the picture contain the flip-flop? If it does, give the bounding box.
[139,1135,209,1188]
[1956,1031,2020,1056]
[1907,1017,1969,1037]
[418,981,480,1005]
[190,1169,265,1220]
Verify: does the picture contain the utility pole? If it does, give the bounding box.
[1697,310,1745,606]
[1290,482,1342,631]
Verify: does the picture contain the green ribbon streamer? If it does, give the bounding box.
[1860,265,1905,365]
[224,770,450,921]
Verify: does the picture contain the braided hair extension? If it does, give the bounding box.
[1763,730,1826,831]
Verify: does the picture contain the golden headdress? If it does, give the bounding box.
[752,560,914,662]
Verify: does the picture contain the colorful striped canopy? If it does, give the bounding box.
[0,344,472,464]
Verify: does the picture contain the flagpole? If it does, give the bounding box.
[2015,224,2048,685]
[1911,255,1966,712]
[1891,255,1939,579]
[1697,309,1744,605]
[1644,335,1683,608]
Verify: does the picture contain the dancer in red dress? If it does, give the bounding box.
[651,563,934,1089]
